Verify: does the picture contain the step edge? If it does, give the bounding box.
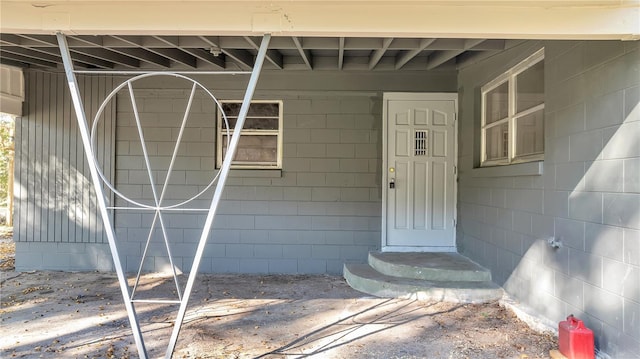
[344,263,504,304]
[368,252,493,282]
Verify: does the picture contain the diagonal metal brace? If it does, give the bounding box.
[165,33,271,358]
[56,31,272,359]
[56,32,149,358]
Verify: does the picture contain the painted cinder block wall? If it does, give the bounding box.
[110,70,457,274]
[457,40,639,357]
[113,88,384,275]
[14,70,457,273]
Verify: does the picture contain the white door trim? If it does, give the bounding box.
[381,92,458,252]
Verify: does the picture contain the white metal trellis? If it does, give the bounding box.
[56,32,271,359]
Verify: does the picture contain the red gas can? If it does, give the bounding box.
[558,315,594,359]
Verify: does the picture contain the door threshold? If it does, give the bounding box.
[381,246,457,253]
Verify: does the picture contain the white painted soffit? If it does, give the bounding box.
[1,1,638,40]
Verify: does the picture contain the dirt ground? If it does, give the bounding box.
[0,226,14,271]
[0,230,556,359]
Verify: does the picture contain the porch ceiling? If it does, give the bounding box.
[0,34,514,72]
[1,1,637,72]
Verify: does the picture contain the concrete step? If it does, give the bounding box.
[368,251,492,282]
[343,263,503,303]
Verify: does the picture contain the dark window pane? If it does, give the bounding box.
[223,117,279,130]
[485,123,509,161]
[516,60,544,112]
[222,135,278,164]
[222,102,279,117]
[485,82,509,124]
[515,109,544,157]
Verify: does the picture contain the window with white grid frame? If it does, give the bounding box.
[481,49,544,166]
[216,100,283,169]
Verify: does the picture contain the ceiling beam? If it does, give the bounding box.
[198,36,220,48]
[1,35,116,69]
[200,36,254,70]
[75,47,142,68]
[0,50,59,68]
[244,36,283,69]
[455,50,502,69]
[180,48,226,69]
[149,48,198,68]
[220,49,254,70]
[16,34,139,68]
[36,47,115,69]
[8,34,57,48]
[0,34,27,46]
[0,36,64,63]
[172,36,213,49]
[368,38,394,70]
[1,46,60,64]
[292,37,312,70]
[110,35,196,68]
[106,35,172,67]
[395,38,436,70]
[426,39,486,70]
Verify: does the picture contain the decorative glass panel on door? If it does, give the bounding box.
[414,130,428,156]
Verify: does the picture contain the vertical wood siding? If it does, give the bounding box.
[14,71,115,243]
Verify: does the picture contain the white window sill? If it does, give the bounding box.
[472,161,543,178]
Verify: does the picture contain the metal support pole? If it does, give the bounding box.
[56,32,148,359]
[164,33,271,359]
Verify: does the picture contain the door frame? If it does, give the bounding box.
[381,92,459,252]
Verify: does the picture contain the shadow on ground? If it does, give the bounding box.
[0,271,555,359]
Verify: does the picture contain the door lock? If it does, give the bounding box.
[389,178,395,189]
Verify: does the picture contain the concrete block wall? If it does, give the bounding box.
[113,87,383,275]
[13,69,456,273]
[15,242,114,271]
[457,40,640,358]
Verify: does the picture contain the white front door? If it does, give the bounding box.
[382,93,457,251]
